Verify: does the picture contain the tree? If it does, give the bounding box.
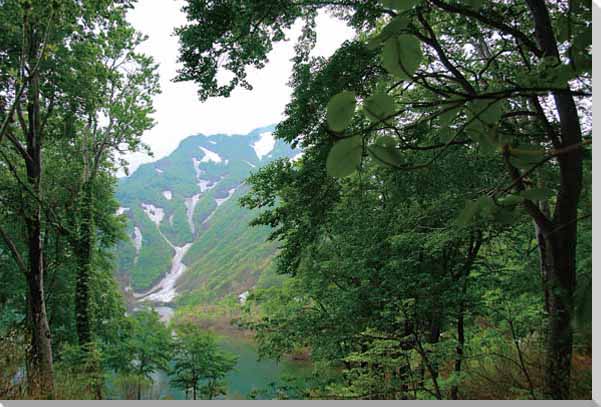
[117,309,172,400]
[0,0,159,397]
[177,0,591,399]
[239,142,508,399]
[63,10,159,350]
[0,0,120,395]
[169,323,237,400]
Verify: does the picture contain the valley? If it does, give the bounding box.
[115,125,307,398]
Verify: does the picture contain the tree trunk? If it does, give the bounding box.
[451,234,481,400]
[25,236,54,398]
[24,46,54,398]
[524,0,584,399]
[450,304,464,400]
[538,232,576,399]
[75,180,94,346]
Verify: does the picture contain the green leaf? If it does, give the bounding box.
[465,121,498,154]
[327,91,357,132]
[364,93,395,124]
[583,148,592,161]
[456,200,480,226]
[518,188,554,201]
[326,136,363,178]
[497,132,514,145]
[374,135,398,149]
[368,144,403,168]
[367,36,383,51]
[476,195,496,217]
[382,35,423,80]
[457,196,494,226]
[381,0,421,11]
[464,99,504,152]
[497,194,524,207]
[380,16,409,41]
[368,17,410,50]
[439,104,462,128]
[468,99,504,128]
[509,145,545,162]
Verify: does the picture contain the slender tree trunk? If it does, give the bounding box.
[25,237,54,398]
[75,180,94,346]
[450,303,464,400]
[24,48,53,398]
[535,203,551,314]
[450,234,481,400]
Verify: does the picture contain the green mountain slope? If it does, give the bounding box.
[114,125,298,304]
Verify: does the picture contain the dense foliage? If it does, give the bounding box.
[177,0,592,400]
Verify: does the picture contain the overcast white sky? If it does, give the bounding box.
[123,0,354,173]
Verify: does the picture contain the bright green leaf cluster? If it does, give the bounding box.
[327,91,357,132]
[382,34,423,80]
[363,93,395,124]
[326,135,363,178]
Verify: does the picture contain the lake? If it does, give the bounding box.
[125,302,312,399]
[147,333,313,400]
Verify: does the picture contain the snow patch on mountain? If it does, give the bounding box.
[141,203,165,227]
[116,207,130,216]
[136,243,192,303]
[238,291,250,304]
[197,179,216,193]
[192,157,203,179]
[162,190,172,200]
[184,194,201,234]
[155,168,163,174]
[199,146,222,163]
[252,131,275,160]
[133,227,143,262]
[216,188,236,207]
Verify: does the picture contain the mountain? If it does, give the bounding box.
[114,125,298,306]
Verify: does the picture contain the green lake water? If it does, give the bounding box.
[146,334,313,400]
[117,306,312,399]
